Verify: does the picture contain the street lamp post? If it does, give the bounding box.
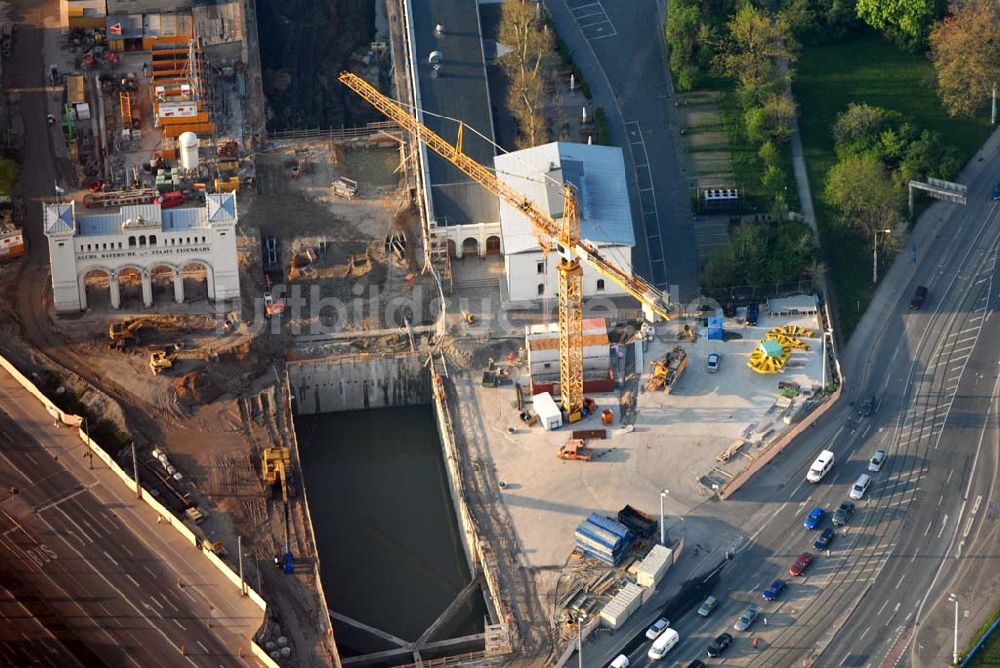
[873,229,892,285]
[659,490,669,545]
[949,594,960,665]
[577,614,583,668]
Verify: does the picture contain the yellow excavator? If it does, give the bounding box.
[148,343,206,374]
[261,447,294,503]
[108,319,146,349]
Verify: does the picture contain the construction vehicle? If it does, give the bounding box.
[108,319,146,349]
[281,504,294,574]
[558,439,592,461]
[339,72,673,423]
[331,176,358,199]
[148,343,206,374]
[645,347,688,393]
[263,275,285,317]
[83,188,158,208]
[261,446,294,503]
[201,538,228,557]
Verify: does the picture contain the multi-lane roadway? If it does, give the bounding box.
[599,140,1000,667]
[0,369,264,666]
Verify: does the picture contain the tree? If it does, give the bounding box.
[900,129,960,182]
[929,0,1000,118]
[824,154,903,241]
[782,0,861,43]
[499,0,555,147]
[855,0,935,49]
[666,0,708,92]
[715,4,798,92]
[0,158,20,196]
[832,103,900,159]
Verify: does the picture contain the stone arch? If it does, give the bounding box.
[180,260,215,302]
[116,265,145,310]
[446,239,456,258]
[149,263,178,306]
[485,235,501,255]
[78,266,113,311]
[461,237,478,257]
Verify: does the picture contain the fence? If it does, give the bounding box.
[961,613,1000,667]
[266,121,400,143]
[0,353,279,668]
[701,279,817,304]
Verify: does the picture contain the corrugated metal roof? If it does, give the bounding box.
[495,142,635,255]
[121,203,162,225]
[163,207,207,229]
[77,214,121,237]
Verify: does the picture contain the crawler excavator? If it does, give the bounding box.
[148,343,208,374]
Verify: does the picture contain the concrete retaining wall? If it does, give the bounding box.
[288,353,430,414]
[0,353,277,668]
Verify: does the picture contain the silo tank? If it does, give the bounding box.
[178,132,200,170]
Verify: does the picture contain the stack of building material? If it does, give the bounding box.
[599,583,644,629]
[617,505,658,538]
[526,317,613,394]
[636,544,674,588]
[574,512,636,566]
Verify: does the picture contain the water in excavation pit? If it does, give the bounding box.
[297,405,486,654]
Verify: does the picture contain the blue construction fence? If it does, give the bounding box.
[961,612,1000,667]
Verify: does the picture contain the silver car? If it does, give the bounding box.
[707,352,721,373]
[868,450,886,472]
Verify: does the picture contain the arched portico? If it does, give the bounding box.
[180,260,215,302]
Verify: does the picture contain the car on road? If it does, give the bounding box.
[609,655,629,668]
[790,552,814,576]
[647,627,680,661]
[869,449,887,472]
[814,527,836,550]
[734,605,759,631]
[833,501,855,526]
[686,661,707,668]
[804,507,824,529]
[858,395,879,417]
[707,352,721,373]
[706,632,733,657]
[992,182,1000,200]
[645,618,670,640]
[910,285,928,310]
[746,303,760,325]
[697,595,718,617]
[762,579,787,601]
[850,473,872,500]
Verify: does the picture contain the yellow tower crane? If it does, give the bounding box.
[339,72,672,421]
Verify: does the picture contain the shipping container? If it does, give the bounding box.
[532,391,562,430]
[587,513,634,544]
[599,583,644,629]
[617,505,658,538]
[636,545,673,588]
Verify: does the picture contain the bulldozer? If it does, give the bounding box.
[261,447,294,503]
[148,343,206,374]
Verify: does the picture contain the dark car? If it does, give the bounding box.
[762,579,787,601]
[804,507,824,529]
[790,552,814,576]
[707,632,733,657]
[833,501,855,526]
[814,527,836,550]
[992,182,1000,201]
[746,303,760,325]
[858,395,879,417]
[687,661,707,668]
[910,285,928,310]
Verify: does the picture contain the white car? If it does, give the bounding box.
[707,352,721,373]
[868,450,886,472]
[645,617,670,640]
[850,473,872,500]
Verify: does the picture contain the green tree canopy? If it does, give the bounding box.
[715,4,798,92]
[929,0,1000,117]
[0,158,20,197]
[855,0,935,49]
[824,153,903,240]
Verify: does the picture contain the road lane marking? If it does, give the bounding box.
[895,575,906,590]
[938,514,949,538]
[877,600,889,615]
[150,596,164,610]
[947,469,954,484]
[939,494,945,506]
[196,640,209,653]
[911,548,919,563]
[142,601,163,620]
[924,520,933,536]
[102,550,119,567]
[125,574,140,587]
[54,507,94,544]
[172,619,186,631]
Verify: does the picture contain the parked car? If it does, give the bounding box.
[707,352,721,373]
[697,595,718,617]
[706,632,733,658]
[647,628,680,661]
[850,473,873,500]
[790,552,814,576]
[609,655,629,668]
[762,579,787,601]
[910,285,928,310]
[645,618,670,640]
[992,182,1000,201]
[858,395,879,417]
[687,661,707,668]
[814,527,836,550]
[833,501,855,526]
[746,303,760,325]
[734,606,758,631]
[869,449,887,472]
[804,507,824,529]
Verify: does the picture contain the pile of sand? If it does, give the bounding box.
[174,372,222,406]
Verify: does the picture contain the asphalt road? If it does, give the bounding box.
[591,137,1000,667]
[0,370,264,667]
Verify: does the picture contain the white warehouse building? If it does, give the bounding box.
[494,142,635,303]
[44,193,240,313]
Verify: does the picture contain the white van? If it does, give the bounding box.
[647,627,680,661]
[609,655,629,668]
[850,473,872,499]
[806,449,835,483]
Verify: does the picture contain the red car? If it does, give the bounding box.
[790,552,814,576]
[156,190,185,208]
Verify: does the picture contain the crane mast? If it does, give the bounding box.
[338,71,671,421]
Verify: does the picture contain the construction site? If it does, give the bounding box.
[0,0,841,667]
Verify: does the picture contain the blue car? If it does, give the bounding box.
[762,579,786,601]
[992,182,1000,201]
[814,527,835,550]
[804,507,824,529]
